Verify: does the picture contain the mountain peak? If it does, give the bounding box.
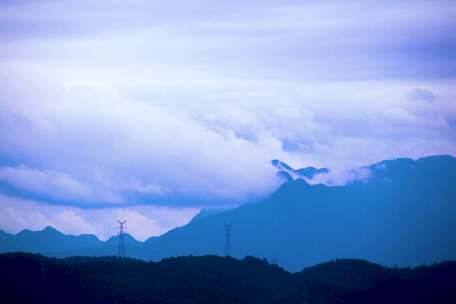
[42,226,60,233]
[106,233,141,245]
[271,159,293,171]
[272,159,329,181]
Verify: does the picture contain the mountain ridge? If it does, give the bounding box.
[271,159,330,181]
[1,154,455,271]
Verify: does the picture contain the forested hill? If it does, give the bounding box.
[1,253,455,304]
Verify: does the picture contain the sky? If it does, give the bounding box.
[0,0,455,240]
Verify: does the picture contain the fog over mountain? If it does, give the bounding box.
[1,2,455,303]
[2,155,455,271]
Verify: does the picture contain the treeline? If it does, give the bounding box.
[1,253,455,304]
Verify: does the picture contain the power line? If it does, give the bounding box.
[117,220,127,258]
[224,223,232,257]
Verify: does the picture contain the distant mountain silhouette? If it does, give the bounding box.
[272,159,330,181]
[1,155,455,271]
[0,227,144,258]
[142,155,456,270]
[0,226,103,254]
[1,253,456,304]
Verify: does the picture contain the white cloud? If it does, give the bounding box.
[1,0,455,84]
[0,193,198,241]
[0,165,94,201]
[309,166,372,186]
[0,0,455,238]
[0,72,286,206]
[1,71,455,208]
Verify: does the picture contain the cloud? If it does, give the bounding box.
[0,1,456,236]
[408,88,437,102]
[308,166,372,186]
[0,72,286,207]
[0,193,198,241]
[1,0,456,81]
[0,164,124,204]
[2,70,456,210]
[0,165,93,201]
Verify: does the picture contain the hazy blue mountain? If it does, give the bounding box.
[189,208,228,224]
[102,233,145,257]
[0,230,14,252]
[142,155,456,271]
[272,159,329,181]
[1,155,455,272]
[0,227,144,258]
[296,167,330,178]
[53,233,146,259]
[0,226,103,255]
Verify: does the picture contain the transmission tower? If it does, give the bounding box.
[224,223,232,257]
[117,220,127,258]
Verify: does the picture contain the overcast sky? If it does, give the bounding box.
[0,0,455,240]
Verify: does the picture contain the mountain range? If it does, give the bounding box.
[1,155,455,271]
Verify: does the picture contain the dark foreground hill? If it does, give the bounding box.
[1,253,456,304]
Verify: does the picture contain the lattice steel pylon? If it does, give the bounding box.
[224,223,232,257]
[117,220,127,258]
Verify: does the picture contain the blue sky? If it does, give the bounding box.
[0,0,455,239]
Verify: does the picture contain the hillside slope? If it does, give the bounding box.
[1,253,455,304]
[143,155,456,271]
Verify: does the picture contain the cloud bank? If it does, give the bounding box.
[1,72,454,209]
[0,194,198,241]
[0,0,455,238]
